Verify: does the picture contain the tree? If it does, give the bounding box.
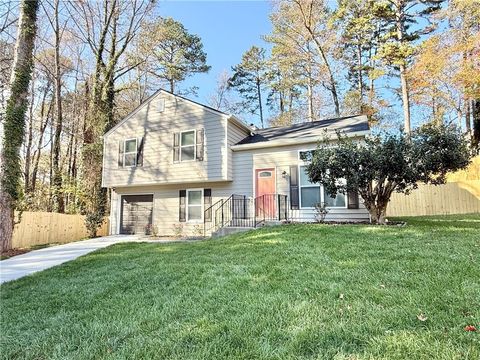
[229,46,268,128]
[305,123,472,224]
[334,0,386,121]
[374,0,445,134]
[408,1,480,132]
[0,0,39,251]
[136,17,210,94]
[291,0,341,116]
[207,70,237,113]
[70,0,153,236]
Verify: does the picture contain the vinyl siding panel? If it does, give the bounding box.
[102,92,229,187]
[227,122,250,179]
[111,182,241,236]
[230,142,370,222]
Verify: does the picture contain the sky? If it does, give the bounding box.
[156,0,273,119]
[154,0,434,130]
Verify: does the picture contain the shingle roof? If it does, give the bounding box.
[235,115,369,146]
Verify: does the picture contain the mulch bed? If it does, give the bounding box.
[0,248,31,260]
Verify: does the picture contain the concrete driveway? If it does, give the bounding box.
[0,235,174,284]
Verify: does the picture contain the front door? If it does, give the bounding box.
[255,168,276,218]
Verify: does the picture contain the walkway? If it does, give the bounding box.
[0,235,181,284]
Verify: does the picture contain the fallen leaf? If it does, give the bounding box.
[417,313,428,322]
[464,325,477,332]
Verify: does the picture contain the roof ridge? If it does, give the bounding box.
[258,114,365,132]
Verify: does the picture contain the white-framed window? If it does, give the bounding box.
[187,188,203,222]
[124,138,137,167]
[180,130,196,162]
[299,165,321,208]
[158,98,165,112]
[298,154,347,209]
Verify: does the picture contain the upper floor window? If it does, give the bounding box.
[118,137,144,168]
[124,138,138,167]
[181,130,195,161]
[173,129,204,163]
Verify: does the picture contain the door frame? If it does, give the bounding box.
[117,193,154,234]
[254,167,277,198]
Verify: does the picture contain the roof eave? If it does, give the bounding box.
[231,130,370,151]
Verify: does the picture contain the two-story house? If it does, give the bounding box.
[102,89,370,236]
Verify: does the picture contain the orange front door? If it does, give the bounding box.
[255,168,276,218]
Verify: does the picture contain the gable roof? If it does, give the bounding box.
[104,88,250,137]
[233,115,369,150]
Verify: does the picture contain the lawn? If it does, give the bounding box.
[1,215,479,359]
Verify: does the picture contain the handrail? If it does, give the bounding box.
[204,193,289,236]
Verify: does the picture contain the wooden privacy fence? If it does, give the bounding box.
[12,212,109,249]
[387,180,480,217]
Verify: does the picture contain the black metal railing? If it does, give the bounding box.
[204,194,288,235]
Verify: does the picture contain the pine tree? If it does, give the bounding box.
[374,0,445,134]
[229,46,268,128]
[136,17,211,94]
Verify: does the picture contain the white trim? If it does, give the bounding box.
[186,188,203,223]
[298,165,347,210]
[106,178,233,188]
[123,138,138,167]
[117,192,155,234]
[231,130,370,151]
[104,89,251,138]
[179,129,196,163]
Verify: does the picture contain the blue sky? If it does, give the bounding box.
[156,0,273,119]
[155,1,433,130]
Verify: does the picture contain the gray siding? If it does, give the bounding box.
[230,142,370,222]
[103,92,229,187]
[227,121,250,179]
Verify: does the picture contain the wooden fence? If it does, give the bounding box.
[12,212,109,249]
[387,180,480,217]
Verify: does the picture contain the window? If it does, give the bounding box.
[187,189,203,221]
[299,165,346,208]
[124,138,137,167]
[259,171,272,177]
[299,165,320,208]
[299,150,315,162]
[158,98,165,112]
[323,188,346,207]
[181,130,195,161]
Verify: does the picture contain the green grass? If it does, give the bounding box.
[1,214,479,359]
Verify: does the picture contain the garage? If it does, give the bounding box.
[120,195,154,235]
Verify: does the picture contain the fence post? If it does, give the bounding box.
[221,199,224,227]
[277,194,281,220]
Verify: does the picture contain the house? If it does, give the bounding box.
[102,89,370,236]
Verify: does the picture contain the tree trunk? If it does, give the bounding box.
[396,5,411,134]
[365,201,388,224]
[311,36,340,116]
[257,78,264,128]
[0,0,39,252]
[357,43,364,106]
[473,99,480,149]
[52,0,64,213]
[24,80,35,191]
